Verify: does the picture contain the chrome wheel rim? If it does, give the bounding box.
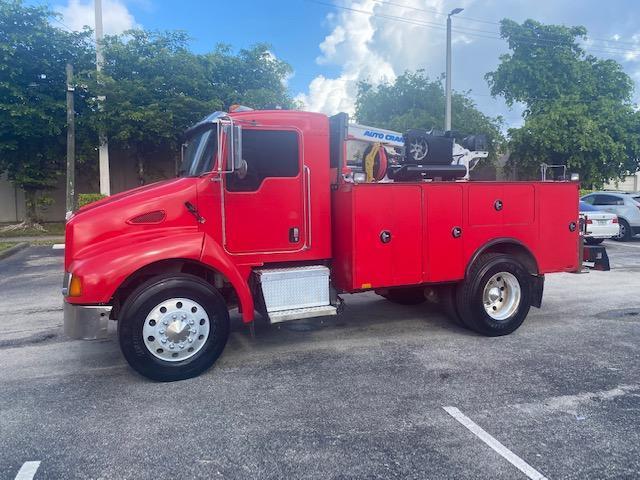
[142,298,211,362]
[615,223,625,239]
[409,139,428,161]
[482,272,521,321]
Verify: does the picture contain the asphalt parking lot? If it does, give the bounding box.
[1,240,640,479]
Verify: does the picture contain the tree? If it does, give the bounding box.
[355,71,504,168]
[0,0,94,224]
[88,33,296,184]
[486,19,640,185]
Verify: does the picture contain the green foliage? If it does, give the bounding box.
[77,193,107,208]
[487,19,640,185]
[355,71,504,164]
[0,2,297,209]
[85,33,296,183]
[0,0,94,220]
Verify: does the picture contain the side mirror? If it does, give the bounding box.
[225,124,243,172]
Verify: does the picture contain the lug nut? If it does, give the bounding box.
[179,343,184,349]
[159,329,165,334]
[181,314,187,320]
[169,343,174,349]
[172,314,177,319]
[190,328,196,334]
[161,338,167,344]
[189,319,194,325]
[188,338,193,343]
[163,319,169,325]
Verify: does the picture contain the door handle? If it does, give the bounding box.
[289,227,300,243]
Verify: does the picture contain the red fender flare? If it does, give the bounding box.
[200,236,255,322]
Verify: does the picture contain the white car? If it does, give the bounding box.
[581,191,640,241]
[579,201,619,245]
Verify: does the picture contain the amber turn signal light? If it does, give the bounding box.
[68,275,82,297]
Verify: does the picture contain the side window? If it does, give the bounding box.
[582,195,595,205]
[594,194,622,206]
[226,130,299,192]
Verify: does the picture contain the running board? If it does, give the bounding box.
[269,305,337,324]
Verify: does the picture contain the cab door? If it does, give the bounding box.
[223,128,306,254]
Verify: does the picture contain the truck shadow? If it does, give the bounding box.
[226,292,476,351]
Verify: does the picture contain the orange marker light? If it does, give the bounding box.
[69,276,82,297]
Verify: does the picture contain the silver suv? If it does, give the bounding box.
[581,191,640,241]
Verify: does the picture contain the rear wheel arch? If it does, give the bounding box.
[467,239,539,277]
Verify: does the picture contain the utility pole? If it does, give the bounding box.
[445,8,464,132]
[66,63,75,218]
[95,0,111,195]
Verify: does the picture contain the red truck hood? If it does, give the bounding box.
[65,177,201,270]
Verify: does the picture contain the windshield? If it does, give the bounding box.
[179,128,217,177]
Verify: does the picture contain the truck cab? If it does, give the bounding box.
[63,109,581,381]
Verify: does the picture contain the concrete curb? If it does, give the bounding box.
[0,242,29,261]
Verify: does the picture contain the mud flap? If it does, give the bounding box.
[530,274,544,309]
[582,245,610,271]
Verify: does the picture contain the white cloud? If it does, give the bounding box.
[296,0,478,115]
[54,0,138,35]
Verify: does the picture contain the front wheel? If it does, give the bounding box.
[118,274,230,381]
[456,253,532,336]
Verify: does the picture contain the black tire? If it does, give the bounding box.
[456,253,531,336]
[380,286,426,305]
[118,274,230,382]
[585,237,604,245]
[435,284,465,327]
[613,218,632,241]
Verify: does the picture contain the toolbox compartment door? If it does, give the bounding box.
[352,185,422,289]
[424,184,464,282]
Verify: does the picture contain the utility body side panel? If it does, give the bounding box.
[331,181,579,293]
[424,184,464,282]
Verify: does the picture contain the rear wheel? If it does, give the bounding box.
[456,253,532,336]
[585,237,604,245]
[613,218,632,241]
[380,286,426,305]
[118,274,230,381]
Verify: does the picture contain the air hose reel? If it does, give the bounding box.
[363,143,388,182]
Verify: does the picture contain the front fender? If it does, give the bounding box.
[67,231,204,304]
[200,236,254,322]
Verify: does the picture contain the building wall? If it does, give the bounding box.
[0,173,25,223]
[0,151,177,223]
[603,173,640,192]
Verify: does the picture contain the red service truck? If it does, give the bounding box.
[63,109,587,381]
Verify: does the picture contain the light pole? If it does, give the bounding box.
[95,0,111,195]
[445,7,463,132]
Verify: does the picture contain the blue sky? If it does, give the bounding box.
[49,0,640,129]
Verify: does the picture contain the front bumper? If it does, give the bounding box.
[63,302,112,340]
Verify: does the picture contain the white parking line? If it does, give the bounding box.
[52,244,65,250]
[443,406,548,480]
[15,461,41,480]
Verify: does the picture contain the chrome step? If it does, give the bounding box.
[269,305,337,324]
